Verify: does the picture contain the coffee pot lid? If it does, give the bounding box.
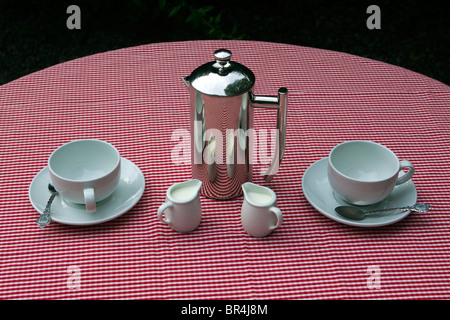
[187,49,255,97]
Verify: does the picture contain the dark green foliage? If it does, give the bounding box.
[0,0,448,85]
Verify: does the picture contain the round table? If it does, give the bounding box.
[1,40,449,300]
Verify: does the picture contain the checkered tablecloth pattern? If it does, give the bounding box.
[1,40,449,299]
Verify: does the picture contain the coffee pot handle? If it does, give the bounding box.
[251,87,288,182]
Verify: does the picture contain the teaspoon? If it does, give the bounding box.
[36,184,58,228]
[335,202,431,221]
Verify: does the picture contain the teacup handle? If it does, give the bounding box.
[84,187,96,212]
[269,207,283,231]
[396,160,415,185]
[157,201,173,224]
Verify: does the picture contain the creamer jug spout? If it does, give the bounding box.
[192,179,202,195]
[182,76,190,87]
[241,182,258,200]
[241,182,252,195]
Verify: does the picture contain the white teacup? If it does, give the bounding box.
[48,139,121,212]
[157,179,202,233]
[241,182,283,237]
[328,140,414,206]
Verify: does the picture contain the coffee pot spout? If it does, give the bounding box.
[182,76,190,87]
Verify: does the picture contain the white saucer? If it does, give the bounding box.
[302,158,417,227]
[29,157,145,226]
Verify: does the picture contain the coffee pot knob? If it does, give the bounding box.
[214,49,232,73]
[214,49,232,63]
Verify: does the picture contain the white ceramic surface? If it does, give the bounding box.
[303,158,417,227]
[157,179,202,233]
[328,140,414,205]
[30,157,145,226]
[48,139,121,212]
[241,182,283,237]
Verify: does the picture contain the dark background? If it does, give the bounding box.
[0,0,448,85]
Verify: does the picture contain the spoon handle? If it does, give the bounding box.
[36,193,57,228]
[366,203,431,215]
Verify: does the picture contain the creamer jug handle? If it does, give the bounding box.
[251,87,288,182]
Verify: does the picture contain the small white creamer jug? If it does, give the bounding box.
[241,182,283,237]
[158,179,202,233]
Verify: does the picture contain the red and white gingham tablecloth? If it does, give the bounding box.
[1,40,450,299]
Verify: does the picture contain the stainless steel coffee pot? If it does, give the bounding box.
[183,49,288,199]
